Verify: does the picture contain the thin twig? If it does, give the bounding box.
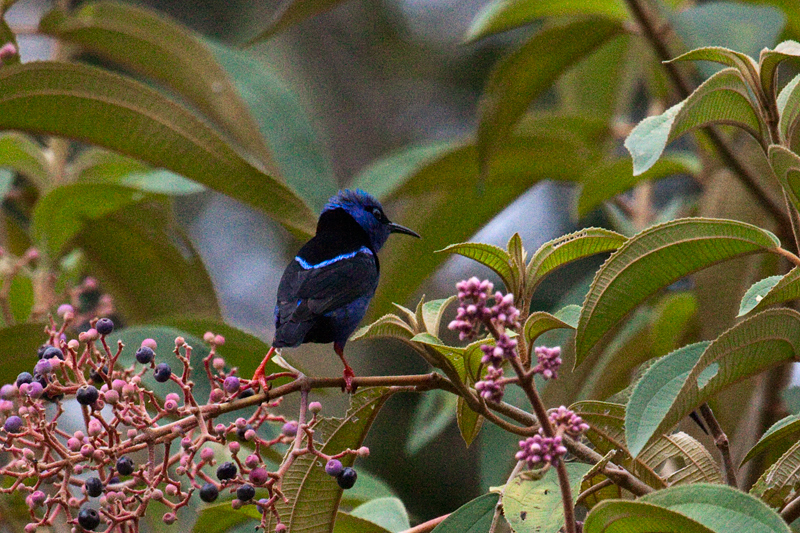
[698,403,737,488]
[574,478,615,506]
[399,514,450,533]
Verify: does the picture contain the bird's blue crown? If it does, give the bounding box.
[322,189,391,251]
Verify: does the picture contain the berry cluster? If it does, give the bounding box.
[0,313,368,532]
[515,407,588,468]
[532,346,563,380]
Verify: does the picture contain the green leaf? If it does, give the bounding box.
[0,323,48,386]
[553,304,581,328]
[265,387,394,533]
[668,46,760,86]
[405,389,457,455]
[575,218,781,365]
[437,242,514,292]
[411,333,466,381]
[769,145,800,214]
[739,275,784,316]
[638,432,722,485]
[421,296,457,337]
[0,61,317,236]
[349,497,410,533]
[431,493,499,533]
[778,73,800,152]
[627,309,800,457]
[464,0,627,43]
[751,440,800,507]
[71,149,204,195]
[77,203,221,322]
[523,311,574,346]
[359,134,594,317]
[351,315,415,343]
[584,500,716,533]
[650,292,698,357]
[503,463,591,533]
[31,183,152,258]
[760,41,800,104]
[246,0,348,44]
[625,68,763,175]
[333,512,393,533]
[739,267,800,315]
[742,414,800,466]
[8,274,33,324]
[192,502,257,533]
[576,154,700,218]
[526,227,626,290]
[641,483,791,533]
[340,471,398,508]
[580,451,621,510]
[0,132,48,187]
[39,1,275,170]
[478,17,622,178]
[456,396,483,448]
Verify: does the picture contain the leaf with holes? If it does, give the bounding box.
[739,275,784,316]
[527,227,626,293]
[625,68,763,175]
[264,387,394,532]
[627,310,800,457]
[739,267,800,316]
[575,218,781,365]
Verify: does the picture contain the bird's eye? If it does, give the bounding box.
[371,207,383,220]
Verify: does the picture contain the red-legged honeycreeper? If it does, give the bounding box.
[252,190,419,392]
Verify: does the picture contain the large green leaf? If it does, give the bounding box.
[0,61,316,236]
[625,68,763,175]
[0,132,48,187]
[626,309,800,457]
[31,183,152,258]
[39,1,276,170]
[77,203,220,322]
[526,228,626,289]
[349,497,410,533]
[742,414,800,466]
[477,17,622,178]
[246,0,348,44]
[575,154,700,218]
[405,389,457,455]
[430,493,499,533]
[265,387,393,533]
[641,484,790,533]
[465,0,627,42]
[354,134,594,317]
[584,500,716,533]
[575,218,781,365]
[503,463,591,533]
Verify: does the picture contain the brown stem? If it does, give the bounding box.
[623,0,790,229]
[781,492,800,523]
[400,514,450,533]
[698,403,737,488]
[575,478,615,506]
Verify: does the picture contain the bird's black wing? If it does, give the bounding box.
[274,249,378,346]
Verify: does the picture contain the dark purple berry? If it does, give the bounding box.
[107,476,119,485]
[135,346,155,365]
[4,415,23,433]
[336,467,357,489]
[325,459,343,477]
[95,318,114,336]
[236,484,255,502]
[153,363,171,383]
[78,506,101,530]
[216,461,237,481]
[237,423,254,440]
[76,385,99,406]
[89,366,108,385]
[116,456,134,476]
[42,346,64,360]
[223,376,240,393]
[16,372,33,387]
[199,483,219,502]
[239,388,254,399]
[85,477,103,497]
[37,344,47,359]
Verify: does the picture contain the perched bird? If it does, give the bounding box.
[252,189,419,392]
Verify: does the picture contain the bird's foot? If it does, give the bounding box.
[250,347,277,392]
[342,366,357,394]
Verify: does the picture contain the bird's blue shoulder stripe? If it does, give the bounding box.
[295,246,373,270]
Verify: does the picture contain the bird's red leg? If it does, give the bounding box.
[251,346,277,391]
[334,342,356,393]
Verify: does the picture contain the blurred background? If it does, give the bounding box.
[4,0,800,526]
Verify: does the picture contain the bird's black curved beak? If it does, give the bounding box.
[388,222,420,238]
